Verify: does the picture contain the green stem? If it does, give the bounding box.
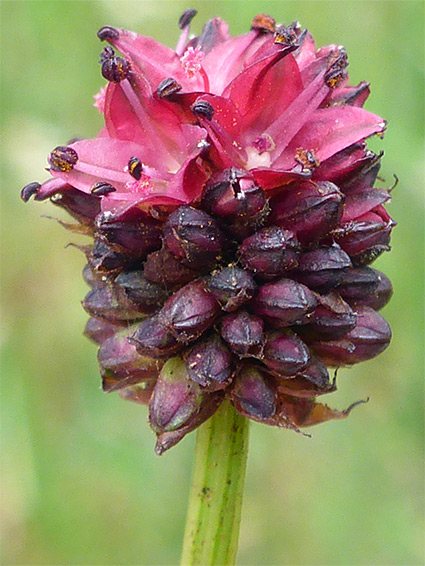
[181,401,250,566]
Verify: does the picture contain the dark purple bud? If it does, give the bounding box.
[191,100,214,120]
[178,9,197,29]
[311,306,391,366]
[337,267,393,311]
[144,247,197,288]
[332,208,395,265]
[89,238,134,274]
[97,25,120,41]
[163,206,223,268]
[294,245,352,293]
[157,78,182,99]
[48,146,78,172]
[149,357,203,433]
[82,285,146,322]
[21,181,41,202]
[84,316,124,344]
[161,280,220,343]
[98,327,161,392]
[231,364,276,421]
[220,310,264,358]
[114,270,169,313]
[239,226,301,279]
[101,53,130,83]
[130,314,181,358]
[95,213,162,258]
[50,188,101,225]
[251,14,276,33]
[208,266,256,311]
[202,169,269,239]
[276,356,333,398]
[128,156,142,180]
[298,292,357,341]
[90,181,116,196]
[270,180,344,244]
[263,330,310,377]
[252,278,317,326]
[186,333,233,390]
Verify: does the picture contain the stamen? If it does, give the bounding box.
[48,146,79,172]
[191,100,214,120]
[295,148,320,172]
[180,46,205,79]
[100,47,130,83]
[157,78,182,99]
[274,21,300,45]
[325,47,349,88]
[90,182,116,196]
[21,181,41,202]
[178,9,197,29]
[97,26,120,41]
[128,156,142,180]
[251,14,276,33]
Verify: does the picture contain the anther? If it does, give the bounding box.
[128,157,142,180]
[20,181,41,202]
[295,148,320,171]
[90,182,116,196]
[97,26,120,41]
[48,146,78,172]
[101,54,131,83]
[274,22,299,45]
[191,100,214,121]
[99,46,115,61]
[251,14,276,33]
[178,9,197,29]
[157,78,182,99]
[325,47,348,88]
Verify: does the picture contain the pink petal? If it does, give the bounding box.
[341,189,391,222]
[275,106,386,169]
[250,167,310,192]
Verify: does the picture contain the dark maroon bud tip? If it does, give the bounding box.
[97,25,120,41]
[90,181,116,196]
[128,156,142,180]
[101,55,130,83]
[220,310,265,358]
[231,364,276,421]
[191,100,214,120]
[251,14,276,33]
[263,330,310,377]
[48,146,78,172]
[157,78,182,99]
[186,333,233,390]
[178,9,197,29]
[21,181,41,202]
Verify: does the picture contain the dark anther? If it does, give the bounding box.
[178,9,197,29]
[251,14,276,33]
[97,26,119,41]
[157,78,182,99]
[325,47,348,88]
[295,148,320,172]
[191,100,214,120]
[274,22,299,45]
[128,156,142,180]
[21,181,41,202]
[99,46,115,61]
[101,54,130,83]
[90,182,116,196]
[48,146,78,172]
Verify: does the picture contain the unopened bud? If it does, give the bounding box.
[114,270,169,313]
[311,306,391,365]
[220,310,265,358]
[263,330,310,377]
[208,266,256,311]
[144,247,197,288]
[186,333,233,390]
[149,357,203,433]
[239,226,300,279]
[231,364,276,420]
[130,314,181,358]
[89,238,133,274]
[294,245,352,293]
[299,292,356,341]
[252,278,317,326]
[337,267,393,311]
[82,284,146,322]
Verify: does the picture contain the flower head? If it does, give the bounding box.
[22,11,394,453]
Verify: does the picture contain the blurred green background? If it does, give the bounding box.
[1,1,424,564]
